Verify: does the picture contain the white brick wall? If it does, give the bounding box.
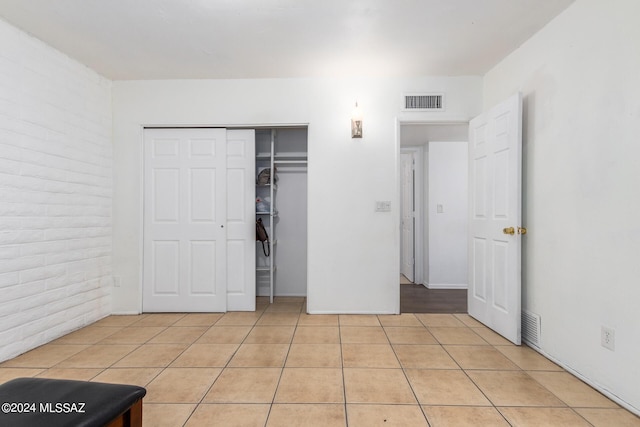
[0,18,113,362]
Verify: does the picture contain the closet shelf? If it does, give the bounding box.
[274,152,306,159]
[256,184,277,190]
[256,212,278,217]
[274,159,307,165]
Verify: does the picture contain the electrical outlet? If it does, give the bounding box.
[113,276,121,288]
[601,326,615,351]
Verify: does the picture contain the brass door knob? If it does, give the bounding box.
[518,227,527,235]
[503,227,515,235]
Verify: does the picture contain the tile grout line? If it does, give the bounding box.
[436,322,512,425]
[380,313,432,426]
[515,369,600,426]
[258,298,303,427]
[339,314,350,427]
[180,312,238,427]
[114,314,207,426]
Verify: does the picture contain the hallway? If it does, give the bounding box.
[401,284,467,314]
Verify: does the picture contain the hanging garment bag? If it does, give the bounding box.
[256,218,270,256]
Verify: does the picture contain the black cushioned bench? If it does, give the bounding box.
[0,377,146,427]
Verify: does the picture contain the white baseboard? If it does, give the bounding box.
[524,339,640,417]
[425,283,468,290]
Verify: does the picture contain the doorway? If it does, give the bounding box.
[399,123,469,313]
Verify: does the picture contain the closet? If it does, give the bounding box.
[141,126,307,313]
[255,128,308,302]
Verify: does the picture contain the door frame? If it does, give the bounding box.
[395,118,470,310]
[400,146,424,285]
[137,123,309,314]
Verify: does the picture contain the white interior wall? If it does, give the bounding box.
[273,167,307,296]
[112,77,482,314]
[0,18,112,361]
[483,0,640,412]
[427,141,468,288]
[273,128,307,297]
[401,124,468,145]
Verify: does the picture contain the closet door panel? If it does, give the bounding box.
[226,129,256,311]
[151,240,180,294]
[189,240,218,294]
[143,128,227,312]
[189,168,217,222]
[152,169,180,222]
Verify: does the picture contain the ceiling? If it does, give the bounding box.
[0,0,574,80]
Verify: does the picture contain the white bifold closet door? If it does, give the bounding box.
[225,130,257,311]
[143,128,255,312]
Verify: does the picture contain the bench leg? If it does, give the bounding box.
[105,399,143,427]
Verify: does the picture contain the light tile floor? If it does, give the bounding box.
[1,297,639,426]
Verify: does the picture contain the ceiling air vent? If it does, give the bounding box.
[403,93,445,111]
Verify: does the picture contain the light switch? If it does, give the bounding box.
[437,204,444,213]
[375,201,391,212]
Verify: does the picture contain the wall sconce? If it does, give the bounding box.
[351,102,363,138]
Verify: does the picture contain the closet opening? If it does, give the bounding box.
[255,127,308,303]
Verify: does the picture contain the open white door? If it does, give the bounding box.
[400,152,415,282]
[143,128,227,312]
[226,129,256,311]
[468,93,523,345]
